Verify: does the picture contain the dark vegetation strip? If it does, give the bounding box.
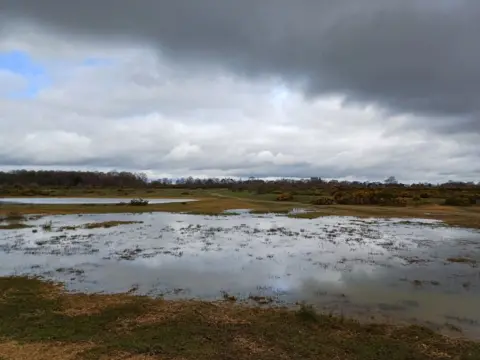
[60,220,143,231]
[0,277,479,360]
[0,223,33,230]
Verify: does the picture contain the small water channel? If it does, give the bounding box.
[1,211,480,337]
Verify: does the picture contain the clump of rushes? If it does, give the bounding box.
[41,221,53,231]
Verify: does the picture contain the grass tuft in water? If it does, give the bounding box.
[41,220,53,231]
[0,223,32,230]
[446,257,477,266]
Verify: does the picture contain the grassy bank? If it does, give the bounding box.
[288,204,480,229]
[0,277,478,360]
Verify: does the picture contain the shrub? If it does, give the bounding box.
[392,197,408,207]
[276,193,293,201]
[444,197,471,206]
[311,197,335,205]
[129,198,149,206]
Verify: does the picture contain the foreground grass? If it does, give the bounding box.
[0,277,479,360]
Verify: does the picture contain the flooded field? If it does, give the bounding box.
[0,197,195,204]
[1,212,480,337]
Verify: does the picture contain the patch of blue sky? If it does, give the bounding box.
[82,57,115,67]
[0,50,49,98]
[0,51,114,98]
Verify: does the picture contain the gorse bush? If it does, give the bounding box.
[332,190,407,206]
[444,197,472,206]
[276,193,293,201]
[311,197,335,205]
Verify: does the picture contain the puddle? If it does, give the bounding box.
[222,209,252,215]
[288,208,314,215]
[1,212,480,338]
[0,197,196,205]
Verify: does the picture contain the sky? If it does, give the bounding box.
[0,1,479,183]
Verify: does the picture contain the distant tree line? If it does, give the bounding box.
[0,170,479,206]
[0,170,479,190]
[0,170,148,188]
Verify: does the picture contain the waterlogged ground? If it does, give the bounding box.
[1,212,480,337]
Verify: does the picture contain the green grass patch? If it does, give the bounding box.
[0,277,479,360]
[446,257,477,265]
[0,223,33,230]
[288,211,327,219]
[57,220,144,231]
[84,220,143,229]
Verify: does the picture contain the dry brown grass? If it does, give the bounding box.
[60,293,137,317]
[122,300,253,328]
[98,352,162,360]
[232,335,286,358]
[292,204,480,229]
[0,340,93,360]
[122,300,193,327]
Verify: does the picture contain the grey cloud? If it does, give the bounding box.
[2,0,480,132]
[1,20,480,183]
[0,70,27,96]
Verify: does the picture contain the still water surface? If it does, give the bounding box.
[1,212,479,337]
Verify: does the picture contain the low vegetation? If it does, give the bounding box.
[446,257,477,266]
[41,220,53,231]
[0,211,32,230]
[129,198,149,206]
[0,223,32,230]
[83,220,143,229]
[2,211,25,222]
[276,192,294,201]
[0,277,479,360]
[55,221,143,232]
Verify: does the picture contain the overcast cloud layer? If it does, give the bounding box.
[0,1,479,182]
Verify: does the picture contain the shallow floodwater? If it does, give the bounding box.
[0,197,195,205]
[1,212,480,337]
